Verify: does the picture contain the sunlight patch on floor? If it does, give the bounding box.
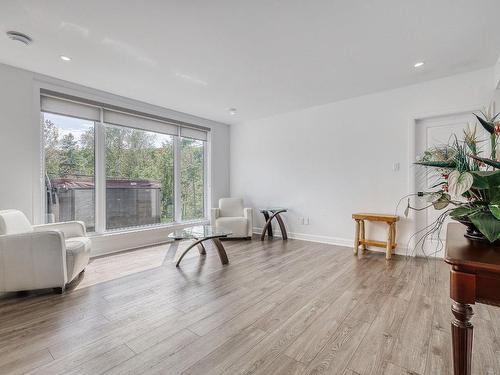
[75,241,199,289]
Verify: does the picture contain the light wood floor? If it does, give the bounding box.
[1,238,499,375]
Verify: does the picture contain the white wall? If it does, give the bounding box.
[230,68,497,255]
[495,55,500,89]
[0,62,230,255]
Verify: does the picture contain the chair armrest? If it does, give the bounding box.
[243,208,253,237]
[33,221,86,238]
[210,208,220,226]
[0,231,67,292]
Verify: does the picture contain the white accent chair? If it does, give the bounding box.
[211,198,253,239]
[0,210,91,294]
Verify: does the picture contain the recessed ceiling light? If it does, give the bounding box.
[228,108,237,116]
[6,31,33,45]
[414,61,425,68]
[60,55,71,61]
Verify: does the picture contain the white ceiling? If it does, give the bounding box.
[1,0,499,125]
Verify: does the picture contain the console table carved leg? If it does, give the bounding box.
[212,238,229,265]
[451,301,473,375]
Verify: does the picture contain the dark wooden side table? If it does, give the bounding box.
[260,208,288,240]
[444,223,500,375]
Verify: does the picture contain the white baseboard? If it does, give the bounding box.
[253,227,418,257]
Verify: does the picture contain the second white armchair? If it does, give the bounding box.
[211,198,253,239]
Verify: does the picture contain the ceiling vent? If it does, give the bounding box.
[6,31,33,45]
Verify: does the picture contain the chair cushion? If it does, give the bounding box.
[219,198,244,217]
[0,210,33,235]
[65,237,91,282]
[215,217,249,238]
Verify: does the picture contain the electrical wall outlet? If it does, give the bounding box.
[298,217,310,225]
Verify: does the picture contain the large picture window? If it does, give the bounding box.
[181,138,205,221]
[105,126,175,230]
[42,112,96,231]
[41,94,209,233]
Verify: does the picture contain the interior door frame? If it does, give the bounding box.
[408,104,482,256]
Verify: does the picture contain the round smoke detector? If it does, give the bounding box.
[6,31,33,45]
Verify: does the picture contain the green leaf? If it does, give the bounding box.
[414,160,456,168]
[469,211,500,242]
[470,170,500,189]
[450,206,481,218]
[474,114,495,134]
[490,189,500,204]
[426,192,443,203]
[432,193,451,210]
[489,204,500,220]
[468,154,500,169]
[447,170,473,197]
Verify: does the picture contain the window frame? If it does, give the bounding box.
[39,94,210,235]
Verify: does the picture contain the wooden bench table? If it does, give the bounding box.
[352,213,399,259]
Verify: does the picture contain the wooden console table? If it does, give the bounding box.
[444,223,500,375]
[352,213,399,259]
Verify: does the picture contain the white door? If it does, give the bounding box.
[414,110,488,257]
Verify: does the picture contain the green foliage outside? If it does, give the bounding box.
[181,138,205,220]
[43,117,205,226]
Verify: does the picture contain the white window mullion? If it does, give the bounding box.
[204,137,210,220]
[174,136,182,223]
[95,110,106,233]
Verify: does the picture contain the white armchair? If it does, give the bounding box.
[211,198,253,239]
[0,210,91,294]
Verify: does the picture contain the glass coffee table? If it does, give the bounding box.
[168,225,232,267]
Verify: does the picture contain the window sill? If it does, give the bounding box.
[89,218,210,257]
[88,218,209,238]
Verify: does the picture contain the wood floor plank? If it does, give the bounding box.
[285,290,357,364]
[26,335,126,375]
[64,344,135,375]
[347,296,409,375]
[103,329,199,375]
[180,325,267,375]
[389,281,433,374]
[424,328,452,375]
[220,297,333,374]
[0,238,499,375]
[470,317,499,375]
[301,319,370,375]
[256,353,306,375]
[0,348,53,375]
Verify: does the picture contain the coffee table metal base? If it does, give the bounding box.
[175,237,229,267]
